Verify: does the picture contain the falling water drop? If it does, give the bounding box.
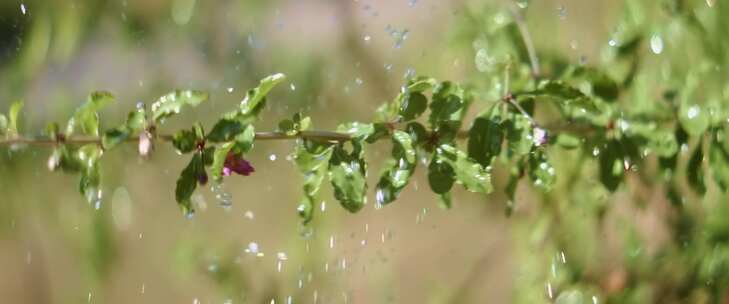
[20,4,27,15]
[290,83,296,91]
[650,34,664,54]
[557,5,567,19]
[269,154,277,161]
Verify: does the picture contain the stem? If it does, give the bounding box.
[0,130,353,146]
[509,2,541,78]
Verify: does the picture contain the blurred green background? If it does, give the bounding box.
[2,0,723,303]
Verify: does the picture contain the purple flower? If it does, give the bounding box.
[223,152,255,176]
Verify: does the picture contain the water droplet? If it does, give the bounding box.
[403,68,416,80]
[245,242,260,254]
[557,5,567,19]
[475,49,495,72]
[244,210,255,219]
[20,4,26,15]
[687,105,700,119]
[211,184,233,209]
[363,35,371,42]
[408,0,417,7]
[290,83,296,91]
[227,87,234,93]
[706,0,715,7]
[546,282,553,299]
[320,201,327,212]
[329,235,335,249]
[136,101,145,109]
[384,63,393,71]
[608,39,618,47]
[355,78,364,85]
[650,34,664,54]
[269,154,277,161]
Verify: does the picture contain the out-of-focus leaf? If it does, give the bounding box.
[375,131,417,205]
[239,73,286,116]
[599,140,624,191]
[329,142,368,212]
[0,114,7,135]
[556,133,581,149]
[528,149,556,192]
[468,105,504,167]
[679,103,709,137]
[151,90,208,123]
[66,92,114,136]
[687,143,706,195]
[710,129,729,192]
[8,100,24,136]
[77,144,103,205]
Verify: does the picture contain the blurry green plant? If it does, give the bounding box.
[3,0,729,302]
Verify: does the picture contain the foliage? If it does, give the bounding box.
[2,0,729,302]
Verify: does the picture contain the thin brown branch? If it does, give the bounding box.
[0,130,353,146]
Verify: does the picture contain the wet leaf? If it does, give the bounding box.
[679,103,709,137]
[428,153,455,194]
[151,90,208,123]
[687,143,706,195]
[66,92,115,136]
[240,73,286,116]
[436,144,492,193]
[329,143,368,212]
[528,149,555,192]
[211,142,234,183]
[375,131,417,205]
[468,105,504,167]
[399,92,428,121]
[176,153,205,214]
[207,119,247,142]
[294,140,334,223]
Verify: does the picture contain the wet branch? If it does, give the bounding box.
[0,130,353,146]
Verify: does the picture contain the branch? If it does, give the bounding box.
[0,130,353,146]
[509,3,541,78]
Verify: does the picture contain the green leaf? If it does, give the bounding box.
[66,92,115,136]
[468,105,504,167]
[211,142,234,183]
[428,82,471,139]
[102,128,129,150]
[8,100,24,136]
[294,140,334,224]
[437,192,452,209]
[77,144,103,205]
[172,127,202,154]
[687,143,706,195]
[406,122,429,147]
[240,73,286,116]
[337,122,375,140]
[556,133,581,149]
[176,153,205,215]
[375,131,417,205]
[571,67,620,101]
[278,119,296,135]
[436,144,492,193]
[101,108,147,150]
[151,90,208,123]
[504,110,534,157]
[428,154,455,194]
[230,124,254,154]
[329,143,368,212]
[399,92,428,121]
[207,119,246,142]
[599,140,624,191]
[528,149,556,192]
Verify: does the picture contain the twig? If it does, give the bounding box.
[0,130,353,146]
[509,2,541,78]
